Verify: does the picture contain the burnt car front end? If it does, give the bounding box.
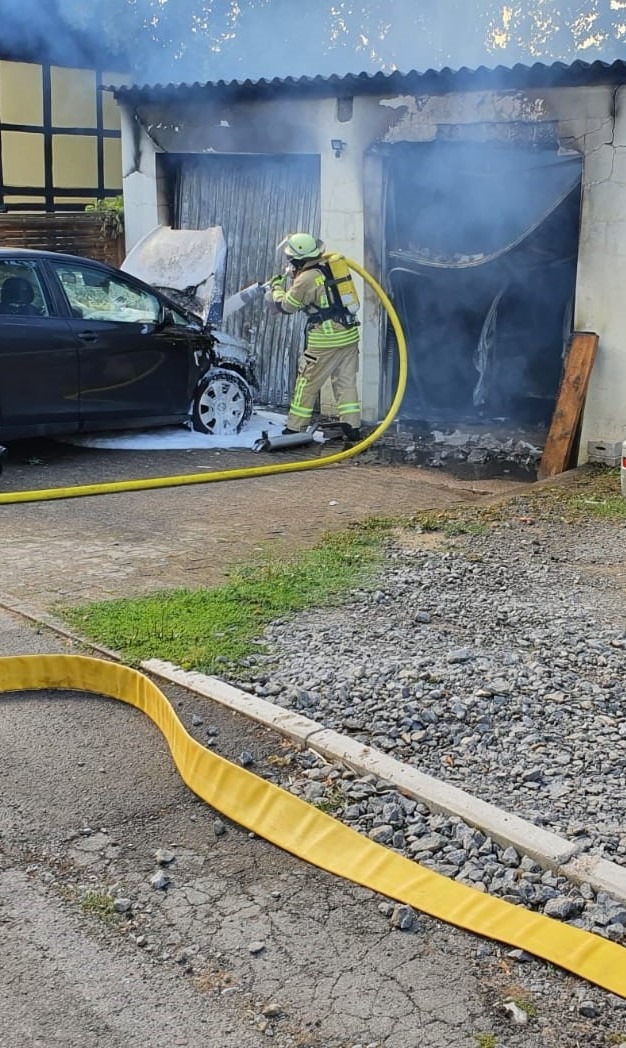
[123,226,258,434]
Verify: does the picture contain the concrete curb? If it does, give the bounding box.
[1,592,624,906]
[143,658,626,906]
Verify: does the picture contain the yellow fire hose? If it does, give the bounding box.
[0,259,406,505]
[2,652,625,998]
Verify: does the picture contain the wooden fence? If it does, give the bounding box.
[0,213,125,267]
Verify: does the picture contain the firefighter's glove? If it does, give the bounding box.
[269,274,286,291]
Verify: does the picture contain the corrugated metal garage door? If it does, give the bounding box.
[173,154,320,406]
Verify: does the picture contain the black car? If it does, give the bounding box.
[0,249,257,446]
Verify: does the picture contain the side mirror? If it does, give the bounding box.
[155,304,174,331]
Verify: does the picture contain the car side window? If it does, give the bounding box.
[51,262,161,324]
[0,261,50,317]
[168,304,201,329]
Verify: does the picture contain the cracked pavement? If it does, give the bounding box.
[0,609,489,1048]
[1,450,624,1045]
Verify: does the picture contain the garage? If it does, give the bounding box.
[169,153,321,407]
[114,64,626,465]
[382,141,583,431]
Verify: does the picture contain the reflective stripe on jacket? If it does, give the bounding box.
[272,261,359,348]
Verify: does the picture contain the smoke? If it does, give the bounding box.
[0,0,99,67]
[384,139,582,425]
[0,0,624,84]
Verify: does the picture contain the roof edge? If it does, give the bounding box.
[107,59,626,103]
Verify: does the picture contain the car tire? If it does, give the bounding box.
[192,368,253,436]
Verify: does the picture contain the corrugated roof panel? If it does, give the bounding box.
[106,59,626,100]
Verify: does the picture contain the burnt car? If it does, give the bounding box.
[0,249,257,445]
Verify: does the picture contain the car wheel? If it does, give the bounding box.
[192,369,253,436]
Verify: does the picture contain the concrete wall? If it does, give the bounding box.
[118,83,626,448]
[566,86,626,457]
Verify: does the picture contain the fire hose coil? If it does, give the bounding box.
[2,652,625,999]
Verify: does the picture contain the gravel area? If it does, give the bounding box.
[231,481,626,941]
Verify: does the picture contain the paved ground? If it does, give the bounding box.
[0,607,495,1048]
[2,441,623,1046]
[0,438,517,606]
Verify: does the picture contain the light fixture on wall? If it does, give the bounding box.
[331,138,347,158]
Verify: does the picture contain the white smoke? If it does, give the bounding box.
[0,1,623,84]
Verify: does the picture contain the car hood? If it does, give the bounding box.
[122,225,227,327]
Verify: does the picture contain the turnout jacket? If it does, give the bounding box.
[271,260,359,349]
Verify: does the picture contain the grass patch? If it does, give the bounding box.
[80,889,115,921]
[529,466,623,520]
[406,465,624,533]
[60,526,387,673]
[58,467,623,673]
[473,1035,497,1048]
[569,492,626,519]
[401,507,494,538]
[314,786,345,814]
[511,995,538,1019]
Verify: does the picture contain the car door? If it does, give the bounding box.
[45,259,197,428]
[0,258,80,439]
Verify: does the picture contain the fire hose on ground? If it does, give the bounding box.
[0,258,406,505]
[1,652,625,999]
[1,263,625,996]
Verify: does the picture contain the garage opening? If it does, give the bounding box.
[169,153,320,407]
[383,141,582,469]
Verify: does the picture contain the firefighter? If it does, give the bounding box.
[268,232,361,441]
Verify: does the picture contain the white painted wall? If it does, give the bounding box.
[118,82,626,449]
[120,107,163,256]
[318,101,373,418]
[572,86,626,457]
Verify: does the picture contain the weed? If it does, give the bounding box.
[511,995,538,1018]
[570,494,626,519]
[80,889,115,921]
[473,1034,497,1048]
[314,786,345,814]
[410,510,449,532]
[405,508,489,537]
[442,518,487,537]
[607,1034,626,1045]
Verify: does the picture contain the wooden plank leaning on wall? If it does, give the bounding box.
[538,331,599,480]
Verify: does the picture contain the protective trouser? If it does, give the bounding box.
[287,342,360,432]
